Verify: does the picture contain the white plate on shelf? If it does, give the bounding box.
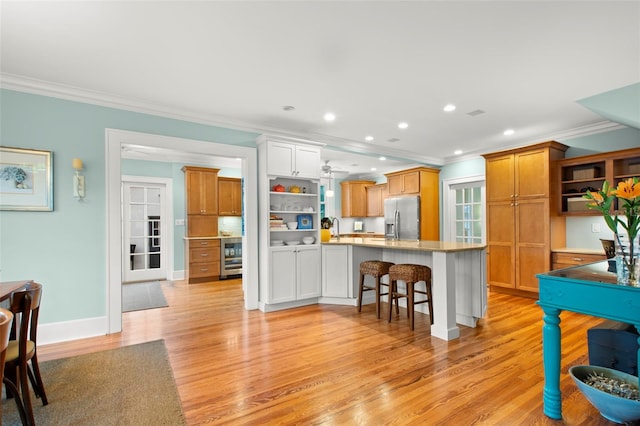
[285,241,300,246]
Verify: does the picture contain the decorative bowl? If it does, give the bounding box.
[569,365,640,424]
[287,222,298,230]
[302,237,315,245]
[220,230,233,236]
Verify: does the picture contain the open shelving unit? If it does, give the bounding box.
[268,178,320,246]
[558,147,640,215]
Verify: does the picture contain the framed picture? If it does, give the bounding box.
[0,147,53,211]
[297,214,313,230]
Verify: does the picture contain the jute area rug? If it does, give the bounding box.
[122,281,169,313]
[2,340,185,425]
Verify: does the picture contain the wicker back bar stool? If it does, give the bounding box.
[358,261,395,319]
[388,264,433,330]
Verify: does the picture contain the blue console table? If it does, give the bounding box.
[537,261,640,420]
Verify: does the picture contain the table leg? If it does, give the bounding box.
[541,306,562,420]
[636,324,640,390]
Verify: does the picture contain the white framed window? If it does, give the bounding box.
[443,176,486,244]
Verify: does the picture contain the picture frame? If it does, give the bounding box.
[0,147,53,211]
[297,214,313,230]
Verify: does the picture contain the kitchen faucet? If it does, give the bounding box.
[332,217,340,240]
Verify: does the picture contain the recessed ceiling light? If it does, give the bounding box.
[371,167,377,171]
[365,136,374,142]
[379,156,386,161]
[324,112,336,122]
[503,129,515,136]
[282,105,295,111]
[398,122,409,129]
[454,150,463,155]
[444,104,456,112]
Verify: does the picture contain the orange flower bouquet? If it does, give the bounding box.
[584,177,640,285]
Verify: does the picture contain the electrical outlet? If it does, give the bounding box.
[591,223,601,233]
[175,219,185,226]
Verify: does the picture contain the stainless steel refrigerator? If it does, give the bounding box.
[384,196,420,240]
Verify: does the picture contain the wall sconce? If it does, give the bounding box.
[72,158,85,199]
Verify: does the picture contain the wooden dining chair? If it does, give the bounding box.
[4,282,48,426]
[0,307,28,425]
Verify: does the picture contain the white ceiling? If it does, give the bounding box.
[1,1,639,175]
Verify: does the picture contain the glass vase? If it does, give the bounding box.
[614,234,640,286]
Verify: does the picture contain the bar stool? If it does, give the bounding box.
[358,261,395,319]
[388,264,433,330]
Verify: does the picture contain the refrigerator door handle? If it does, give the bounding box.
[394,209,400,239]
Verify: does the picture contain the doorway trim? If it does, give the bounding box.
[442,175,486,243]
[106,128,259,333]
[122,176,174,283]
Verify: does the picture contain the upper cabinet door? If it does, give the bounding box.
[294,145,321,179]
[515,149,549,199]
[266,141,320,179]
[267,141,296,176]
[485,154,515,202]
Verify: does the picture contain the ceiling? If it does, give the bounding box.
[1,1,639,175]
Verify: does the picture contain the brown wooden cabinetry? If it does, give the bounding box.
[341,180,375,218]
[187,239,220,283]
[218,177,242,216]
[183,166,219,237]
[366,183,387,217]
[552,251,606,270]
[483,141,568,295]
[558,147,640,215]
[384,167,440,241]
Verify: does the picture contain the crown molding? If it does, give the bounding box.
[1,73,626,169]
[0,73,443,166]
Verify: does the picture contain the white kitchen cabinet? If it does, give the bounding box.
[321,244,351,298]
[257,135,325,311]
[268,245,320,304]
[264,139,322,179]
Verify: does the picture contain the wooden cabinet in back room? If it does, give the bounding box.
[483,141,567,296]
[182,166,219,237]
[341,180,375,218]
[218,177,242,216]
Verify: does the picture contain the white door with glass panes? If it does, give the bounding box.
[444,177,486,244]
[123,180,168,282]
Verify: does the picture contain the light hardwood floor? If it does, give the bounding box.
[38,278,626,425]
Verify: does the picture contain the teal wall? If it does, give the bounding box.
[1,88,638,326]
[0,89,257,324]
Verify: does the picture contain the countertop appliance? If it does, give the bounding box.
[384,196,420,240]
[220,237,242,278]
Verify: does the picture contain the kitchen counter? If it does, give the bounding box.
[323,238,487,341]
[324,237,486,252]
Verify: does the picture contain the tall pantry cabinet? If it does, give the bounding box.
[483,141,567,295]
[257,135,325,311]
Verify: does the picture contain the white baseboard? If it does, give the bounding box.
[38,316,107,346]
[171,270,185,281]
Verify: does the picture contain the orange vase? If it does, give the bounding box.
[320,229,331,242]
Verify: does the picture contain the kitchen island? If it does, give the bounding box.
[322,237,487,341]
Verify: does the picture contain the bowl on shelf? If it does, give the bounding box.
[287,222,298,230]
[220,230,233,237]
[302,237,315,245]
[285,240,300,246]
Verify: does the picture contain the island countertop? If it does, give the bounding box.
[322,237,486,253]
